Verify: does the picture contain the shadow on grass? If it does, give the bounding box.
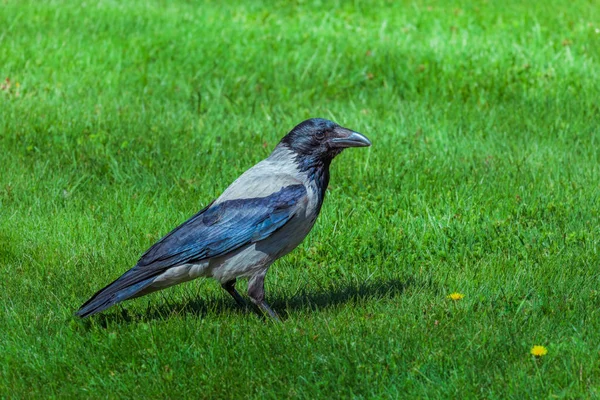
[85,277,416,327]
[275,277,415,314]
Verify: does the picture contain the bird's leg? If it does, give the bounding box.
[248,272,280,321]
[221,279,247,308]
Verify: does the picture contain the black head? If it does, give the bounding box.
[278,118,371,163]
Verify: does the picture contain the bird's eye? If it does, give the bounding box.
[315,131,325,140]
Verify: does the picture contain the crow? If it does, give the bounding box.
[76,118,371,319]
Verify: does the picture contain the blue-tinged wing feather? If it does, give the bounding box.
[138,184,306,267]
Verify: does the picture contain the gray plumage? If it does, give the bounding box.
[76,118,371,319]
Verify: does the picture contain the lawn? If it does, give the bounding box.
[1,0,600,397]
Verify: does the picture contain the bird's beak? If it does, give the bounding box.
[330,127,372,148]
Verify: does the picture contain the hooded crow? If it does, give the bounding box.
[76,118,371,319]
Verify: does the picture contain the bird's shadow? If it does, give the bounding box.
[87,277,417,327]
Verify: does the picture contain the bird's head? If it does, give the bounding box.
[278,118,371,165]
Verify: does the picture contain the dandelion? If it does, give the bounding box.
[530,345,548,357]
[448,292,465,301]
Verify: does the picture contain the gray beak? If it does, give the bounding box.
[330,127,372,148]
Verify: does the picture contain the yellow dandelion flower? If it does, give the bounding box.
[448,292,465,301]
[530,345,548,357]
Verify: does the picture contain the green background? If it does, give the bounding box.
[1,0,599,397]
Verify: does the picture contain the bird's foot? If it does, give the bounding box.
[254,300,280,322]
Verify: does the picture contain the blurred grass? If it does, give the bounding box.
[1,0,599,398]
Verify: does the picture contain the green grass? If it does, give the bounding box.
[1,0,600,397]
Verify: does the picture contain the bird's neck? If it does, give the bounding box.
[296,156,331,204]
[269,145,330,203]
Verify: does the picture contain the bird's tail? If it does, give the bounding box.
[75,269,157,318]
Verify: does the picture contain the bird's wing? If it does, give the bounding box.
[140,184,307,267]
[76,184,307,317]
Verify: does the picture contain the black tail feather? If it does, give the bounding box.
[76,269,158,318]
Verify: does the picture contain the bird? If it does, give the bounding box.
[76,118,371,319]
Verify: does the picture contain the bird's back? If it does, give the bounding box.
[215,147,307,203]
